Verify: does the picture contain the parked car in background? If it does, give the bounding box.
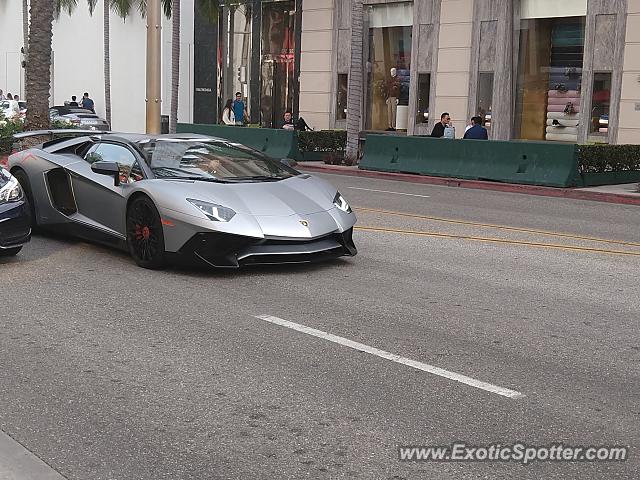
[0,168,30,256]
[1,100,26,120]
[49,105,110,131]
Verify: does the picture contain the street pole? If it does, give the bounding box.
[146,0,162,134]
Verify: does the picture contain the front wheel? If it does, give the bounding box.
[0,246,22,257]
[126,196,166,269]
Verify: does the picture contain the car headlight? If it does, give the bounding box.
[187,198,235,222]
[333,192,352,213]
[0,174,23,204]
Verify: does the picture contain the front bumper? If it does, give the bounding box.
[173,228,357,268]
[0,200,31,249]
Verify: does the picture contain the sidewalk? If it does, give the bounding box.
[297,162,640,206]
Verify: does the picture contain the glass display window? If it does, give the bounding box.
[588,72,612,143]
[366,3,413,131]
[515,17,585,143]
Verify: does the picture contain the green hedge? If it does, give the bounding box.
[297,130,346,153]
[578,144,640,173]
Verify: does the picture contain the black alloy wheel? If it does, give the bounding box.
[126,196,166,269]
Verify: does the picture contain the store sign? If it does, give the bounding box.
[520,0,587,19]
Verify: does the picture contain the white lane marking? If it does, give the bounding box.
[0,429,67,479]
[347,187,431,198]
[254,314,524,399]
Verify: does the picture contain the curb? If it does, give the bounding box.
[297,164,640,207]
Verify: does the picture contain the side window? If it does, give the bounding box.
[85,143,143,184]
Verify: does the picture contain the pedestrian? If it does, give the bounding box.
[13,94,19,101]
[280,109,295,130]
[232,92,247,126]
[6,92,13,100]
[69,95,79,107]
[221,99,235,125]
[81,92,95,113]
[0,89,5,100]
[430,112,451,138]
[463,116,489,140]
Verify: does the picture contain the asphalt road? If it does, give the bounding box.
[1,173,638,479]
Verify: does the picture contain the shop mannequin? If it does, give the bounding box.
[386,67,400,129]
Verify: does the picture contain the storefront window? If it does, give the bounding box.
[336,74,348,121]
[588,72,611,143]
[222,5,253,110]
[261,1,296,127]
[477,72,493,130]
[515,17,585,142]
[366,3,413,131]
[416,74,430,124]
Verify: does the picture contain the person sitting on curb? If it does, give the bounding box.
[430,112,451,138]
[463,116,489,140]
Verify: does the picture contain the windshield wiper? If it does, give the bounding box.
[163,176,231,183]
[228,175,288,182]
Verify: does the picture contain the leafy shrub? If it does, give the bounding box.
[323,152,344,165]
[0,112,24,154]
[578,144,640,173]
[298,130,346,153]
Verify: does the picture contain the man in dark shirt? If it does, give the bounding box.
[280,110,295,130]
[463,116,489,140]
[430,112,451,137]
[81,92,95,112]
[69,95,79,107]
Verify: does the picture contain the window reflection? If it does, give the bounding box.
[588,72,611,143]
[336,74,348,121]
[477,73,494,131]
[416,74,430,124]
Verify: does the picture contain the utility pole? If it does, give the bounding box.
[146,0,162,134]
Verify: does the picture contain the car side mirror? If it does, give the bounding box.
[91,160,121,186]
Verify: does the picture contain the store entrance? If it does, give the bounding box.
[260,0,295,128]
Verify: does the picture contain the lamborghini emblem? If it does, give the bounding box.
[299,220,309,227]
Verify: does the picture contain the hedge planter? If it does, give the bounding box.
[580,171,640,187]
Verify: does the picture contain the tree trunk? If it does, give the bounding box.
[169,0,180,133]
[345,0,363,160]
[25,0,53,131]
[104,0,112,127]
[22,0,29,68]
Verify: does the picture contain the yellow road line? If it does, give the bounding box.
[354,225,640,257]
[355,206,640,248]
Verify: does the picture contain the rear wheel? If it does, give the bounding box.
[0,246,22,257]
[126,196,166,269]
[11,169,37,229]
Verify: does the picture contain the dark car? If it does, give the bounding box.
[49,105,110,131]
[0,168,31,256]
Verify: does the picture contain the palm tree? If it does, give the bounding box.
[169,0,180,133]
[346,0,364,160]
[25,0,54,131]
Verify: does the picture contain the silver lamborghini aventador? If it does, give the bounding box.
[8,131,357,269]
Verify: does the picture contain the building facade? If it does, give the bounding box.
[323,0,639,144]
[1,0,639,143]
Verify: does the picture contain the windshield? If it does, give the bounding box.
[138,139,299,182]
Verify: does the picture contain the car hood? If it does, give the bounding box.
[164,175,337,216]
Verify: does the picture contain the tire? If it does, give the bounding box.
[126,196,166,269]
[0,246,22,257]
[11,169,37,229]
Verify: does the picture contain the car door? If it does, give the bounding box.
[65,142,145,236]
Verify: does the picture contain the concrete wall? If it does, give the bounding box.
[619,0,640,143]
[434,0,474,137]
[298,0,334,130]
[0,0,194,133]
